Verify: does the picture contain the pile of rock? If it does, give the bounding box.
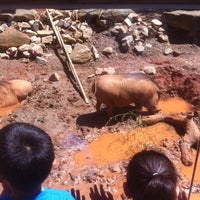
[110,13,168,53]
[0,9,169,64]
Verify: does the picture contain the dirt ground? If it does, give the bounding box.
[0,10,200,200]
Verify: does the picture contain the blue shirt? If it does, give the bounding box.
[0,188,75,200]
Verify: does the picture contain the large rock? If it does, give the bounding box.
[163,10,200,31]
[0,27,30,51]
[78,9,134,23]
[13,9,37,22]
[70,43,93,64]
[0,12,13,23]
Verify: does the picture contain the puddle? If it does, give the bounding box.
[0,98,199,200]
[74,123,179,166]
[61,132,86,151]
[181,150,200,182]
[74,97,200,200]
[158,97,193,114]
[74,97,192,166]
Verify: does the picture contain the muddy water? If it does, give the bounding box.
[74,98,200,200]
[157,97,193,114]
[74,123,180,166]
[0,98,199,200]
[74,97,192,166]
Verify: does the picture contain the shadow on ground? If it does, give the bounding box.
[76,106,149,128]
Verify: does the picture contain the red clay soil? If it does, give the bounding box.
[0,20,200,200]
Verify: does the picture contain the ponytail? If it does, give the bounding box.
[142,175,177,200]
[126,150,177,200]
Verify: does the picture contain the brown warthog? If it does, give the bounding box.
[92,73,160,116]
[0,80,33,108]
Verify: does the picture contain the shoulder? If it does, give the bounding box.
[0,195,11,200]
[0,194,12,200]
[36,188,75,200]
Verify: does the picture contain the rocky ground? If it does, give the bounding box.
[0,9,200,200]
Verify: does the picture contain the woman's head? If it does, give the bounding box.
[126,150,177,200]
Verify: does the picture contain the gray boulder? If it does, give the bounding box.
[0,27,30,51]
[70,43,92,64]
[13,9,37,22]
[163,10,200,31]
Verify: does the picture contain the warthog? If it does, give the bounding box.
[92,73,160,116]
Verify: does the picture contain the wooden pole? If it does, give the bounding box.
[46,9,89,104]
[187,139,200,200]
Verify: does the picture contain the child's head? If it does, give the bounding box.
[125,150,177,200]
[0,122,55,192]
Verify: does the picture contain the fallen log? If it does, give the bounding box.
[142,112,200,166]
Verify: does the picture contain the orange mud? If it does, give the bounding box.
[181,150,200,182]
[74,98,200,200]
[0,98,199,200]
[157,97,193,114]
[74,97,192,166]
[74,123,179,166]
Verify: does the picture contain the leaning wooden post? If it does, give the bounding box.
[188,139,200,200]
[46,9,89,104]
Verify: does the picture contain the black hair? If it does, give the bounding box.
[126,150,177,200]
[0,122,55,191]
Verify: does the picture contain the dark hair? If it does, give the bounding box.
[0,122,55,191]
[126,150,177,200]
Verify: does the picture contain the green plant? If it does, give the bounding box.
[105,110,146,130]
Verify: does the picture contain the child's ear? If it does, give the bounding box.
[123,182,132,198]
